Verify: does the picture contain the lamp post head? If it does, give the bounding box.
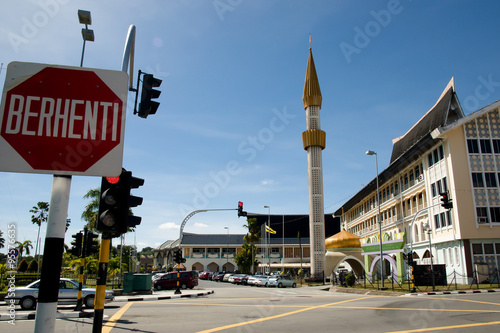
[365,150,376,156]
[263,205,270,208]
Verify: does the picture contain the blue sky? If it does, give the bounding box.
[1,0,500,253]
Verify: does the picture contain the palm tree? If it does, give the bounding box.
[30,202,49,276]
[14,240,33,261]
[81,188,100,231]
[243,218,261,274]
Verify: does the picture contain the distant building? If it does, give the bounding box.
[334,79,500,283]
[153,214,340,274]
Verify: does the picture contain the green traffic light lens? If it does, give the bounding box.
[100,210,116,227]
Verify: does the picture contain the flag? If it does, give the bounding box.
[265,225,276,234]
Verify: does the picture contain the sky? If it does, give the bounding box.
[1,0,500,254]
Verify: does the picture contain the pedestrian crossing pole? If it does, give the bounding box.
[92,236,111,333]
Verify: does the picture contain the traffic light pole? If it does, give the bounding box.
[92,236,111,333]
[408,202,446,292]
[75,227,89,311]
[34,175,72,333]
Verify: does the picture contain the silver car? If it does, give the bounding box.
[267,275,297,288]
[5,278,114,310]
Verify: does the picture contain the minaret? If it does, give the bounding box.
[302,47,326,279]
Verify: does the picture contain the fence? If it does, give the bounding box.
[330,267,500,292]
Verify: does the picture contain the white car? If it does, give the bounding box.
[254,276,271,287]
[5,278,114,310]
[267,275,297,288]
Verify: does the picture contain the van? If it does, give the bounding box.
[153,271,198,290]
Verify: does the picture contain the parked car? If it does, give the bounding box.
[232,274,248,285]
[247,275,266,286]
[267,275,297,288]
[223,273,234,282]
[199,272,210,280]
[153,271,198,290]
[254,276,271,287]
[212,272,226,282]
[5,278,114,310]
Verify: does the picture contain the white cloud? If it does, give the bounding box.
[158,222,180,230]
[193,222,209,228]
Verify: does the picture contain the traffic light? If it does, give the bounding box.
[97,169,144,238]
[407,252,414,266]
[237,201,247,218]
[174,249,182,264]
[138,73,162,118]
[119,170,144,234]
[97,171,125,237]
[440,191,453,210]
[70,232,83,257]
[85,230,99,256]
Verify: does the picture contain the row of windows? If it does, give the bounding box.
[471,172,499,188]
[476,207,500,223]
[467,139,500,154]
[430,177,448,197]
[434,211,452,229]
[428,145,444,167]
[349,164,423,221]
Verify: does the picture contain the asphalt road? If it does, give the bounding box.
[2,280,500,332]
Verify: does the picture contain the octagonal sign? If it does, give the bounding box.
[0,62,128,176]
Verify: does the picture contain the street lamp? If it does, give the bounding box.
[224,227,229,272]
[366,150,385,289]
[78,9,94,67]
[423,223,435,291]
[264,205,271,274]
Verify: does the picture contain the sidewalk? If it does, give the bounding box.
[0,289,214,322]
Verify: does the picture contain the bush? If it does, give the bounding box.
[18,259,29,272]
[28,259,39,272]
[345,273,356,287]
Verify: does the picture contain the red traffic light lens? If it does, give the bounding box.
[238,201,243,207]
[106,176,120,184]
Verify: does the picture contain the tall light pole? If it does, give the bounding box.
[366,150,385,289]
[423,223,435,291]
[264,205,270,273]
[78,10,94,67]
[224,227,229,271]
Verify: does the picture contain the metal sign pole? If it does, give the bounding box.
[34,175,72,333]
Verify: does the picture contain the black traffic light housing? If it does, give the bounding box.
[70,232,83,257]
[137,71,162,118]
[174,249,183,264]
[440,191,453,210]
[97,169,144,238]
[85,230,99,256]
[407,252,414,266]
[237,201,247,218]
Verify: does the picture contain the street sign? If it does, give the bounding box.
[0,61,128,176]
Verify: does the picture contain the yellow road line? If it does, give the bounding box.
[326,305,500,313]
[196,296,376,333]
[102,302,134,333]
[387,320,500,332]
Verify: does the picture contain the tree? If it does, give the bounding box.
[242,218,261,274]
[30,201,48,262]
[233,242,256,274]
[14,240,33,261]
[81,188,100,231]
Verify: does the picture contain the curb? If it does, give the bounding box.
[0,290,215,321]
[405,289,500,296]
[113,289,214,302]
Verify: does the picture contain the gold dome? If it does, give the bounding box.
[325,229,361,249]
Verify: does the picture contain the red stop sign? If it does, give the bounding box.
[0,63,128,175]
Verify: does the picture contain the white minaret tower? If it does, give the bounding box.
[302,47,326,279]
